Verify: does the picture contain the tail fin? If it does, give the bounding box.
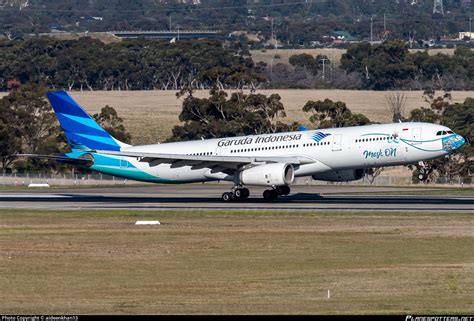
[47,91,130,151]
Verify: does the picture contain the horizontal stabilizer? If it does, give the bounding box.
[15,154,92,166]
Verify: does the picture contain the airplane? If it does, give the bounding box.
[20,91,466,202]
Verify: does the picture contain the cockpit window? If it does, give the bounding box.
[447,130,454,134]
[436,131,442,136]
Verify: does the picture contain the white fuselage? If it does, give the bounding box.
[90,122,463,184]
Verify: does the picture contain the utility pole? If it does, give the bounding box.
[169,15,172,31]
[320,58,328,80]
[271,18,275,48]
[470,17,472,42]
[270,58,273,83]
[383,13,386,34]
[370,16,373,42]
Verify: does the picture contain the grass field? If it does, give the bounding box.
[250,48,460,67]
[0,209,473,314]
[1,89,472,145]
[64,90,473,145]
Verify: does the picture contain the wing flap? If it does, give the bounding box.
[95,150,315,166]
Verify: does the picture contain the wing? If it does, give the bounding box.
[95,150,316,169]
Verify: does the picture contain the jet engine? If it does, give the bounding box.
[239,163,294,186]
[312,169,365,182]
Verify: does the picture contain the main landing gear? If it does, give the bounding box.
[222,185,291,202]
[221,185,291,202]
[263,185,291,201]
[222,186,250,202]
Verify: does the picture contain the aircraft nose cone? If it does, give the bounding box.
[442,134,466,152]
[453,134,466,150]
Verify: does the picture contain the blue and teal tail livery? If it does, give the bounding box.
[47,91,129,151]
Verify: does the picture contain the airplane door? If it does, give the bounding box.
[215,147,222,156]
[411,128,422,145]
[332,134,342,151]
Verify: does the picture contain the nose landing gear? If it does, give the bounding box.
[417,161,433,181]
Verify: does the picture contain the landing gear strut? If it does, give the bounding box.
[221,185,250,202]
[417,161,433,181]
[263,185,291,201]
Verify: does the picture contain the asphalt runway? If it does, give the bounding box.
[0,184,473,212]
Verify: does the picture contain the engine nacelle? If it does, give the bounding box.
[239,163,294,186]
[312,169,365,182]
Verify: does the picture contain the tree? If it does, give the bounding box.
[0,85,66,171]
[366,167,385,185]
[385,91,407,122]
[442,97,474,180]
[0,103,21,170]
[169,88,297,141]
[93,105,132,144]
[289,53,319,75]
[302,98,371,128]
[341,41,417,90]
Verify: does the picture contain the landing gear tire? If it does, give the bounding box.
[222,192,234,202]
[418,168,429,181]
[234,189,242,198]
[263,189,278,201]
[240,188,250,199]
[277,185,291,196]
[234,188,250,199]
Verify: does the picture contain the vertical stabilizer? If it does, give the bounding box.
[47,91,131,151]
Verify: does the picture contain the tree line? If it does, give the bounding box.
[270,41,474,90]
[1,0,473,47]
[2,38,473,92]
[0,38,265,91]
[2,85,470,182]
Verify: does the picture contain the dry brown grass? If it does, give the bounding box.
[0,209,472,314]
[34,32,121,44]
[251,48,347,66]
[68,90,473,144]
[1,89,472,144]
[250,48,460,66]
